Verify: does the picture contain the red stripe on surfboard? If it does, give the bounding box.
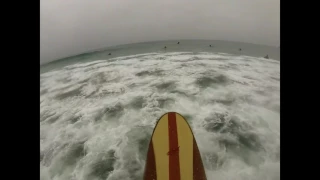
[168,112,181,180]
[144,140,157,180]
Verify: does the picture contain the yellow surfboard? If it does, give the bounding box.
[144,112,207,180]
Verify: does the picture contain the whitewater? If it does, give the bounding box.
[40,51,280,180]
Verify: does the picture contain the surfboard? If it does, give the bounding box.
[143,112,207,180]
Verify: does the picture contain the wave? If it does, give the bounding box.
[40,52,280,180]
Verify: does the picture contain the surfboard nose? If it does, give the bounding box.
[144,112,207,180]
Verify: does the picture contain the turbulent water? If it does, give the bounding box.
[40,51,280,180]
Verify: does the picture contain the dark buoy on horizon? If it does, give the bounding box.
[177,42,180,44]
[264,55,269,59]
[108,53,111,55]
[239,48,242,51]
[209,45,212,47]
[164,46,167,49]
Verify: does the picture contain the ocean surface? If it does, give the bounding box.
[40,40,280,180]
[40,40,279,73]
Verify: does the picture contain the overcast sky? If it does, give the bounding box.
[40,0,279,64]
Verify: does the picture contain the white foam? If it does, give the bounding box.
[41,52,280,180]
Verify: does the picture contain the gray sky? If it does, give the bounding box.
[40,0,279,64]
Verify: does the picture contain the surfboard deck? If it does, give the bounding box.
[144,112,207,180]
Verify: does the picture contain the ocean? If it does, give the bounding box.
[40,40,280,180]
[40,40,279,73]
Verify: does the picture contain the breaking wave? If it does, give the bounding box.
[40,52,280,180]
